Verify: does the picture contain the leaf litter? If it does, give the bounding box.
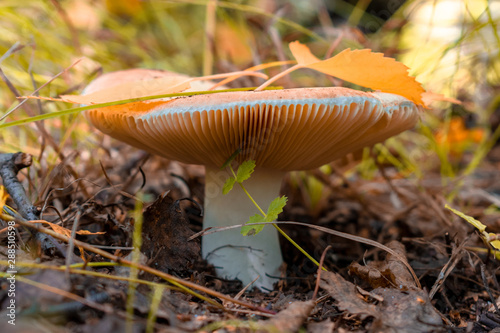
[3,142,500,332]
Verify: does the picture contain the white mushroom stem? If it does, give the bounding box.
[203,165,285,290]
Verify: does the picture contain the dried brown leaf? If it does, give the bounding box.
[261,300,315,333]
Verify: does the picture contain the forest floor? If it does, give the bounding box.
[1,138,500,332]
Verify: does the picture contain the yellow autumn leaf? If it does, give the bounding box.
[487,233,500,250]
[445,204,486,232]
[75,229,106,235]
[32,220,105,260]
[445,204,500,252]
[289,41,425,106]
[33,220,105,236]
[289,41,320,65]
[0,186,8,212]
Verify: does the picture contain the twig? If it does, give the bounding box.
[429,238,468,299]
[481,264,499,313]
[313,245,332,300]
[0,153,63,255]
[65,209,83,278]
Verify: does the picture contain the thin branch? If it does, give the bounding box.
[313,245,332,300]
[0,153,64,255]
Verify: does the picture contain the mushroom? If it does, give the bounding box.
[83,69,421,290]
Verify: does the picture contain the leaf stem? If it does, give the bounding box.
[272,223,326,271]
[230,165,266,216]
[254,64,303,91]
[229,165,327,271]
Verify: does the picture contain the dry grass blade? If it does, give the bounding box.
[210,60,295,90]
[1,58,83,121]
[429,238,469,299]
[0,260,179,291]
[8,274,111,314]
[192,221,421,289]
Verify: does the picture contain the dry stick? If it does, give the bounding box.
[0,153,64,255]
[429,241,467,300]
[480,264,500,313]
[65,209,83,279]
[313,245,332,300]
[254,64,302,91]
[0,70,90,198]
[6,215,276,315]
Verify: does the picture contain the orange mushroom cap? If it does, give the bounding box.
[86,84,421,170]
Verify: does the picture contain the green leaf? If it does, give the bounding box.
[222,177,236,195]
[241,214,265,236]
[265,196,288,222]
[236,160,256,183]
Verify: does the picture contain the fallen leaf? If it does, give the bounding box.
[30,220,105,260]
[319,271,378,320]
[320,271,443,332]
[349,240,417,290]
[307,320,336,333]
[289,41,425,105]
[31,220,105,236]
[370,287,443,332]
[0,186,8,212]
[260,300,315,333]
[289,41,321,65]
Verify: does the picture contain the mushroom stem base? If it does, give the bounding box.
[203,165,285,291]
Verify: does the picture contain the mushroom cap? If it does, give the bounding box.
[82,69,221,96]
[85,73,421,171]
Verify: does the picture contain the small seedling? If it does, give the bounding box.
[223,160,324,269]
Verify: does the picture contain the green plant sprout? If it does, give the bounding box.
[223,160,325,271]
